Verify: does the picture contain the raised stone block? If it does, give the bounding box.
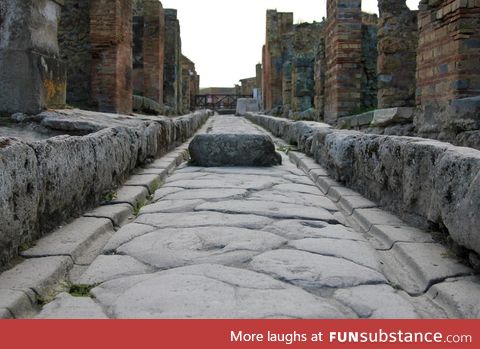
[371,107,414,127]
[189,134,282,167]
[235,98,260,116]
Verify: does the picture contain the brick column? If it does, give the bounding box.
[324,0,362,123]
[90,0,133,114]
[164,9,182,114]
[263,10,294,111]
[0,0,66,115]
[314,38,326,118]
[417,0,480,108]
[143,0,165,107]
[377,0,417,108]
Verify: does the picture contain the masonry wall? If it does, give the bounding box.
[263,10,294,111]
[90,0,133,114]
[143,0,165,107]
[324,0,363,123]
[0,0,66,115]
[164,9,182,114]
[377,0,417,108]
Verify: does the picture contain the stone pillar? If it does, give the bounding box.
[282,61,293,113]
[314,38,326,119]
[263,10,294,111]
[0,0,66,115]
[143,0,165,107]
[181,55,197,112]
[324,0,363,123]
[90,0,133,114]
[132,2,144,96]
[164,9,182,114]
[377,0,417,108]
[292,55,315,112]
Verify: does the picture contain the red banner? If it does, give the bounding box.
[1,320,477,349]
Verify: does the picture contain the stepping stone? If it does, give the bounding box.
[189,134,281,167]
[92,264,347,318]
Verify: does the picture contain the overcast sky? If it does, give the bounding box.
[161,0,419,88]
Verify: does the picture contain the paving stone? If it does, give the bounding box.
[351,208,407,233]
[368,225,435,250]
[334,285,419,319]
[92,264,348,318]
[84,204,132,226]
[36,293,108,319]
[290,238,382,271]
[248,190,337,211]
[263,220,365,241]
[164,172,208,183]
[112,186,150,207]
[272,183,322,195]
[333,212,349,226]
[0,257,73,298]
[0,289,35,318]
[103,223,156,253]
[152,187,184,201]
[163,176,282,190]
[196,200,338,223]
[250,250,386,289]
[78,255,154,285]
[0,308,12,319]
[124,174,163,194]
[426,277,480,318]
[133,167,169,178]
[163,188,248,201]
[378,242,473,295]
[315,177,341,195]
[139,199,205,214]
[21,217,113,261]
[118,227,286,270]
[74,229,115,266]
[281,174,314,185]
[327,187,362,203]
[308,168,329,182]
[338,196,378,216]
[146,158,177,173]
[135,212,273,230]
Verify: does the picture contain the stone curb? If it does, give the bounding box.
[0,119,211,319]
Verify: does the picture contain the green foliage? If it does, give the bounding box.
[277,144,294,154]
[101,191,117,203]
[69,284,95,298]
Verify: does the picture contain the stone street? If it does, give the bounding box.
[14,115,475,319]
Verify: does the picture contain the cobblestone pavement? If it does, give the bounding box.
[5,115,478,319]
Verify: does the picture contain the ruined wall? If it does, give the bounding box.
[415,0,480,143]
[181,55,199,112]
[58,0,92,108]
[361,13,379,111]
[90,0,133,114]
[314,38,326,120]
[0,0,66,114]
[324,0,363,123]
[263,10,294,111]
[240,77,256,96]
[164,9,182,114]
[143,0,165,107]
[132,11,144,96]
[377,0,417,109]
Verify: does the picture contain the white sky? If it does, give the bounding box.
[161,0,419,88]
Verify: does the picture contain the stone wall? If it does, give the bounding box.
[377,0,417,108]
[0,109,212,268]
[239,77,256,96]
[90,0,133,114]
[0,0,66,115]
[324,0,363,123]
[132,12,144,96]
[164,9,182,114]
[181,55,199,112]
[245,112,480,262]
[361,13,379,111]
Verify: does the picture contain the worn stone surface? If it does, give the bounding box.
[36,293,108,319]
[92,264,347,318]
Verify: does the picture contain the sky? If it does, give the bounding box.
[161,0,419,88]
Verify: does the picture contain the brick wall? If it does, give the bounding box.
[90,0,133,114]
[324,0,363,123]
[143,0,165,107]
[416,0,480,108]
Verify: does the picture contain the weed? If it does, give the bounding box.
[133,200,147,216]
[101,191,117,203]
[277,144,294,154]
[69,284,96,297]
